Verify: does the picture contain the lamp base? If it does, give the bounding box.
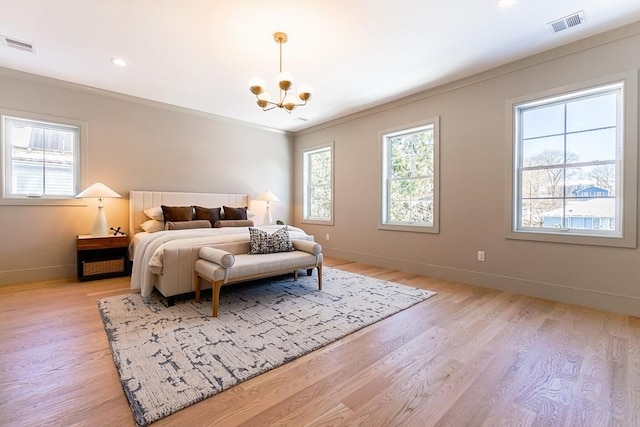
[263,205,273,226]
[92,206,109,236]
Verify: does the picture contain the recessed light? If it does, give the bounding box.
[110,57,127,67]
[496,0,517,7]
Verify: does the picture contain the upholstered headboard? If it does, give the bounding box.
[129,191,249,235]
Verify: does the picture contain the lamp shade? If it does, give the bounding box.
[76,182,121,200]
[76,183,121,236]
[257,190,279,225]
[257,190,280,202]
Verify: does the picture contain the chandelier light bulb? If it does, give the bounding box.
[257,91,271,108]
[277,72,294,91]
[282,94,297,111]
[297,84,313,102]
[249,77,266,95]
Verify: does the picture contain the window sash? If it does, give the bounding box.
[514,83,623,237]
[302,144,333,223]
[381,118,439,233]
[2,114,81,200]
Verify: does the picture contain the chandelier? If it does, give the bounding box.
[248,32,313,112]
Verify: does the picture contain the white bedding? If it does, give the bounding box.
[130,225,309,297]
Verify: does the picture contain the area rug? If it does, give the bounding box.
[97,267,436,426]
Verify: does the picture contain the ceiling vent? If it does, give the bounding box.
[2,35,35,53]
[548,11,586,33]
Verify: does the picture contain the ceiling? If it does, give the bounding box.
[0,1,638,133]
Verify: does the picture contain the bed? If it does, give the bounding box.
[128,190,314,303]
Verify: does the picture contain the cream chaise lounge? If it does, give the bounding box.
[194,240,323,317]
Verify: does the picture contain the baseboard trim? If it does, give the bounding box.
[325,248,640,316]
[0,264,75,286]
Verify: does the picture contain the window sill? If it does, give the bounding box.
[0,197,87,207]
[379,223,439,234]
[505,229,636,248]
[301,218,334,226]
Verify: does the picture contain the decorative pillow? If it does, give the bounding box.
[199,247,235,268]
[222,206,248,220]
[143,206,163,221]
[214,220,254,228]
[140,219,165,233]
[249,226,294,254]
[194,206,222,227]
[292,239,322,255]
[164,219,211,230]
[161,205,193,223]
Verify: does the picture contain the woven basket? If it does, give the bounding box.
[83,258,125,276]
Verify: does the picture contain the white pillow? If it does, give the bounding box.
[140,219,164,233]
[143,206,163,220]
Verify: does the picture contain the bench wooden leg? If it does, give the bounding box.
[194,273,201,302]
[212,280,223,317]
[306,268,313,276]
[317,263,322,290]
[294,269,299,281]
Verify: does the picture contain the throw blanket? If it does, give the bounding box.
[130,226,309,297]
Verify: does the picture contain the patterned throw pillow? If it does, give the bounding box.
[249,227,294,254]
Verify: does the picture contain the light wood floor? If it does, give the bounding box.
[1,257,638,426]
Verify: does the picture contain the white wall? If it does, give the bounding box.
[0,69,293,284]
[293,23,640,316]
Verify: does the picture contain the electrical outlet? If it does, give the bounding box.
[477,251,485,262]
[325,233,330,241]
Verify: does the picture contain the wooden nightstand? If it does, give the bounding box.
[76,234,130,282]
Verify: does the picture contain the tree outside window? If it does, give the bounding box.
[515,84,621,235]
[302,143,333,224]
[381,118,440,233]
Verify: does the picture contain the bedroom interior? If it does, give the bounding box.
[1,1,639,426]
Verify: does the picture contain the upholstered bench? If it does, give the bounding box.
[194,240,323,317]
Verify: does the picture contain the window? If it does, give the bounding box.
[381,118,440,233]
[302,142,333,224]
[507,71,637,247]
[2,110,85,203]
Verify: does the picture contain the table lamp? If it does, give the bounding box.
[257,190,280,225]
[76,182,121,236]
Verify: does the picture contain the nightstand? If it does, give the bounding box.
[76,234,130,282]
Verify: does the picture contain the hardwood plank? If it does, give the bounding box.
[1,257,638,426]
[246,304,459,426]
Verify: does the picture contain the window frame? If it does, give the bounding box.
[380,117,440,234]
[1,109,88,206]
[301,141,334,226]
[505,70,638,248]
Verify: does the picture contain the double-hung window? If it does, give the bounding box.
[302,142,333,224]
[508,71,637,247]
[381,118,440,233]
[2,110,85,203]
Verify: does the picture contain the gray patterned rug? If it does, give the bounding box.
[97,267,436,426]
